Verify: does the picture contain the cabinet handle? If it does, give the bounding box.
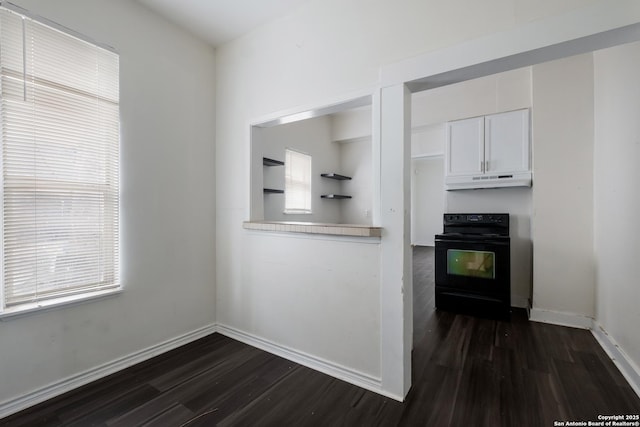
[480,161,484,172]
[485,160,489,171]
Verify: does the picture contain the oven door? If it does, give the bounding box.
[435,236,510,298]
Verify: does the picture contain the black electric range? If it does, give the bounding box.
[434,213,511,319]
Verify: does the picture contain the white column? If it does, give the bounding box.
[378,83,412,399]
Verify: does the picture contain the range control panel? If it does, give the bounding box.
[444,213,508,225]
[442,213,510,236]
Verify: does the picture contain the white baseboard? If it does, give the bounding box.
[0,323,218,419]
[216,323,401,401]
[591,322,640,399]
[529,307,593,329]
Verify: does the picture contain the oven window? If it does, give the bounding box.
[447,249,495,279]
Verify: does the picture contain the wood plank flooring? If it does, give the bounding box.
[3,246,639,426]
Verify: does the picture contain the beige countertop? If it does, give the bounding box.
[243,221,382,237]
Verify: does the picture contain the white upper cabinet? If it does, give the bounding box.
[445,108,531,190]
[446,116,484,176]
[484,109,530,174]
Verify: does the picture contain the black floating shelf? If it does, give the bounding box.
[263,188,284,194]
[263,157,284,166]
[321,194,352,199]
[321,173,351,180]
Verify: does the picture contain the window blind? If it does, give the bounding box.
[0,7,120,309]
[284,149,312,214]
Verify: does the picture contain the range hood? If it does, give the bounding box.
[445,171,532,190]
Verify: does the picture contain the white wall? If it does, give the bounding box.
[216,0,613,397]
[340,138,373,225]
[0,0,216,408]
[531,53,595,319]
[411,68,533,128]
[331,106,371,143]
[330,107,374,225]
[218,232,381,376]
[594,41,640,376]
[412,124,445,157]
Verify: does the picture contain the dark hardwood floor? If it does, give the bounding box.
[3,246,639,426]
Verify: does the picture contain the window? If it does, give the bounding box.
[284,149,312,214]
[447,249,495,279]
[0,5,120,314]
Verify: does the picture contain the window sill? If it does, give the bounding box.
[243,221,382,237]
[0,288,122,321]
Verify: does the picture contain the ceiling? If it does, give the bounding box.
[137,0,313,46]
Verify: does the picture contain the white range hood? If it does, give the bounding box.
[445,171,532,190]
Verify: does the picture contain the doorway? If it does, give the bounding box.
[410,155,444,344]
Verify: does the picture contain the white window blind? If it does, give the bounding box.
[284,149,312,214]
[0,6,120,310]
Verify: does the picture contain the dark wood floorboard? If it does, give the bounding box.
[3,246,639,426]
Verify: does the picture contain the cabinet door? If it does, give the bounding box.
[446,116,484,176]
[484,109,530,173]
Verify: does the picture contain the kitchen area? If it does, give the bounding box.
[409,65,534,317]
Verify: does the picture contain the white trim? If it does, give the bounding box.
[378,84,413,399]
[529,307,593,329]
[371,88,382,226]
[333,135,371,145]
[591,322,640,399]
[249,90,374,129]
[216,323,403,402]
[0,324,218,419]
[0,288,122,321]
[411,152,443,160]
[411,123,441,134]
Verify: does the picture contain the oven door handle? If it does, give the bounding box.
[435,238,510,246]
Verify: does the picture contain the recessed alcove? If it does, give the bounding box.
[247,96,379,236]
